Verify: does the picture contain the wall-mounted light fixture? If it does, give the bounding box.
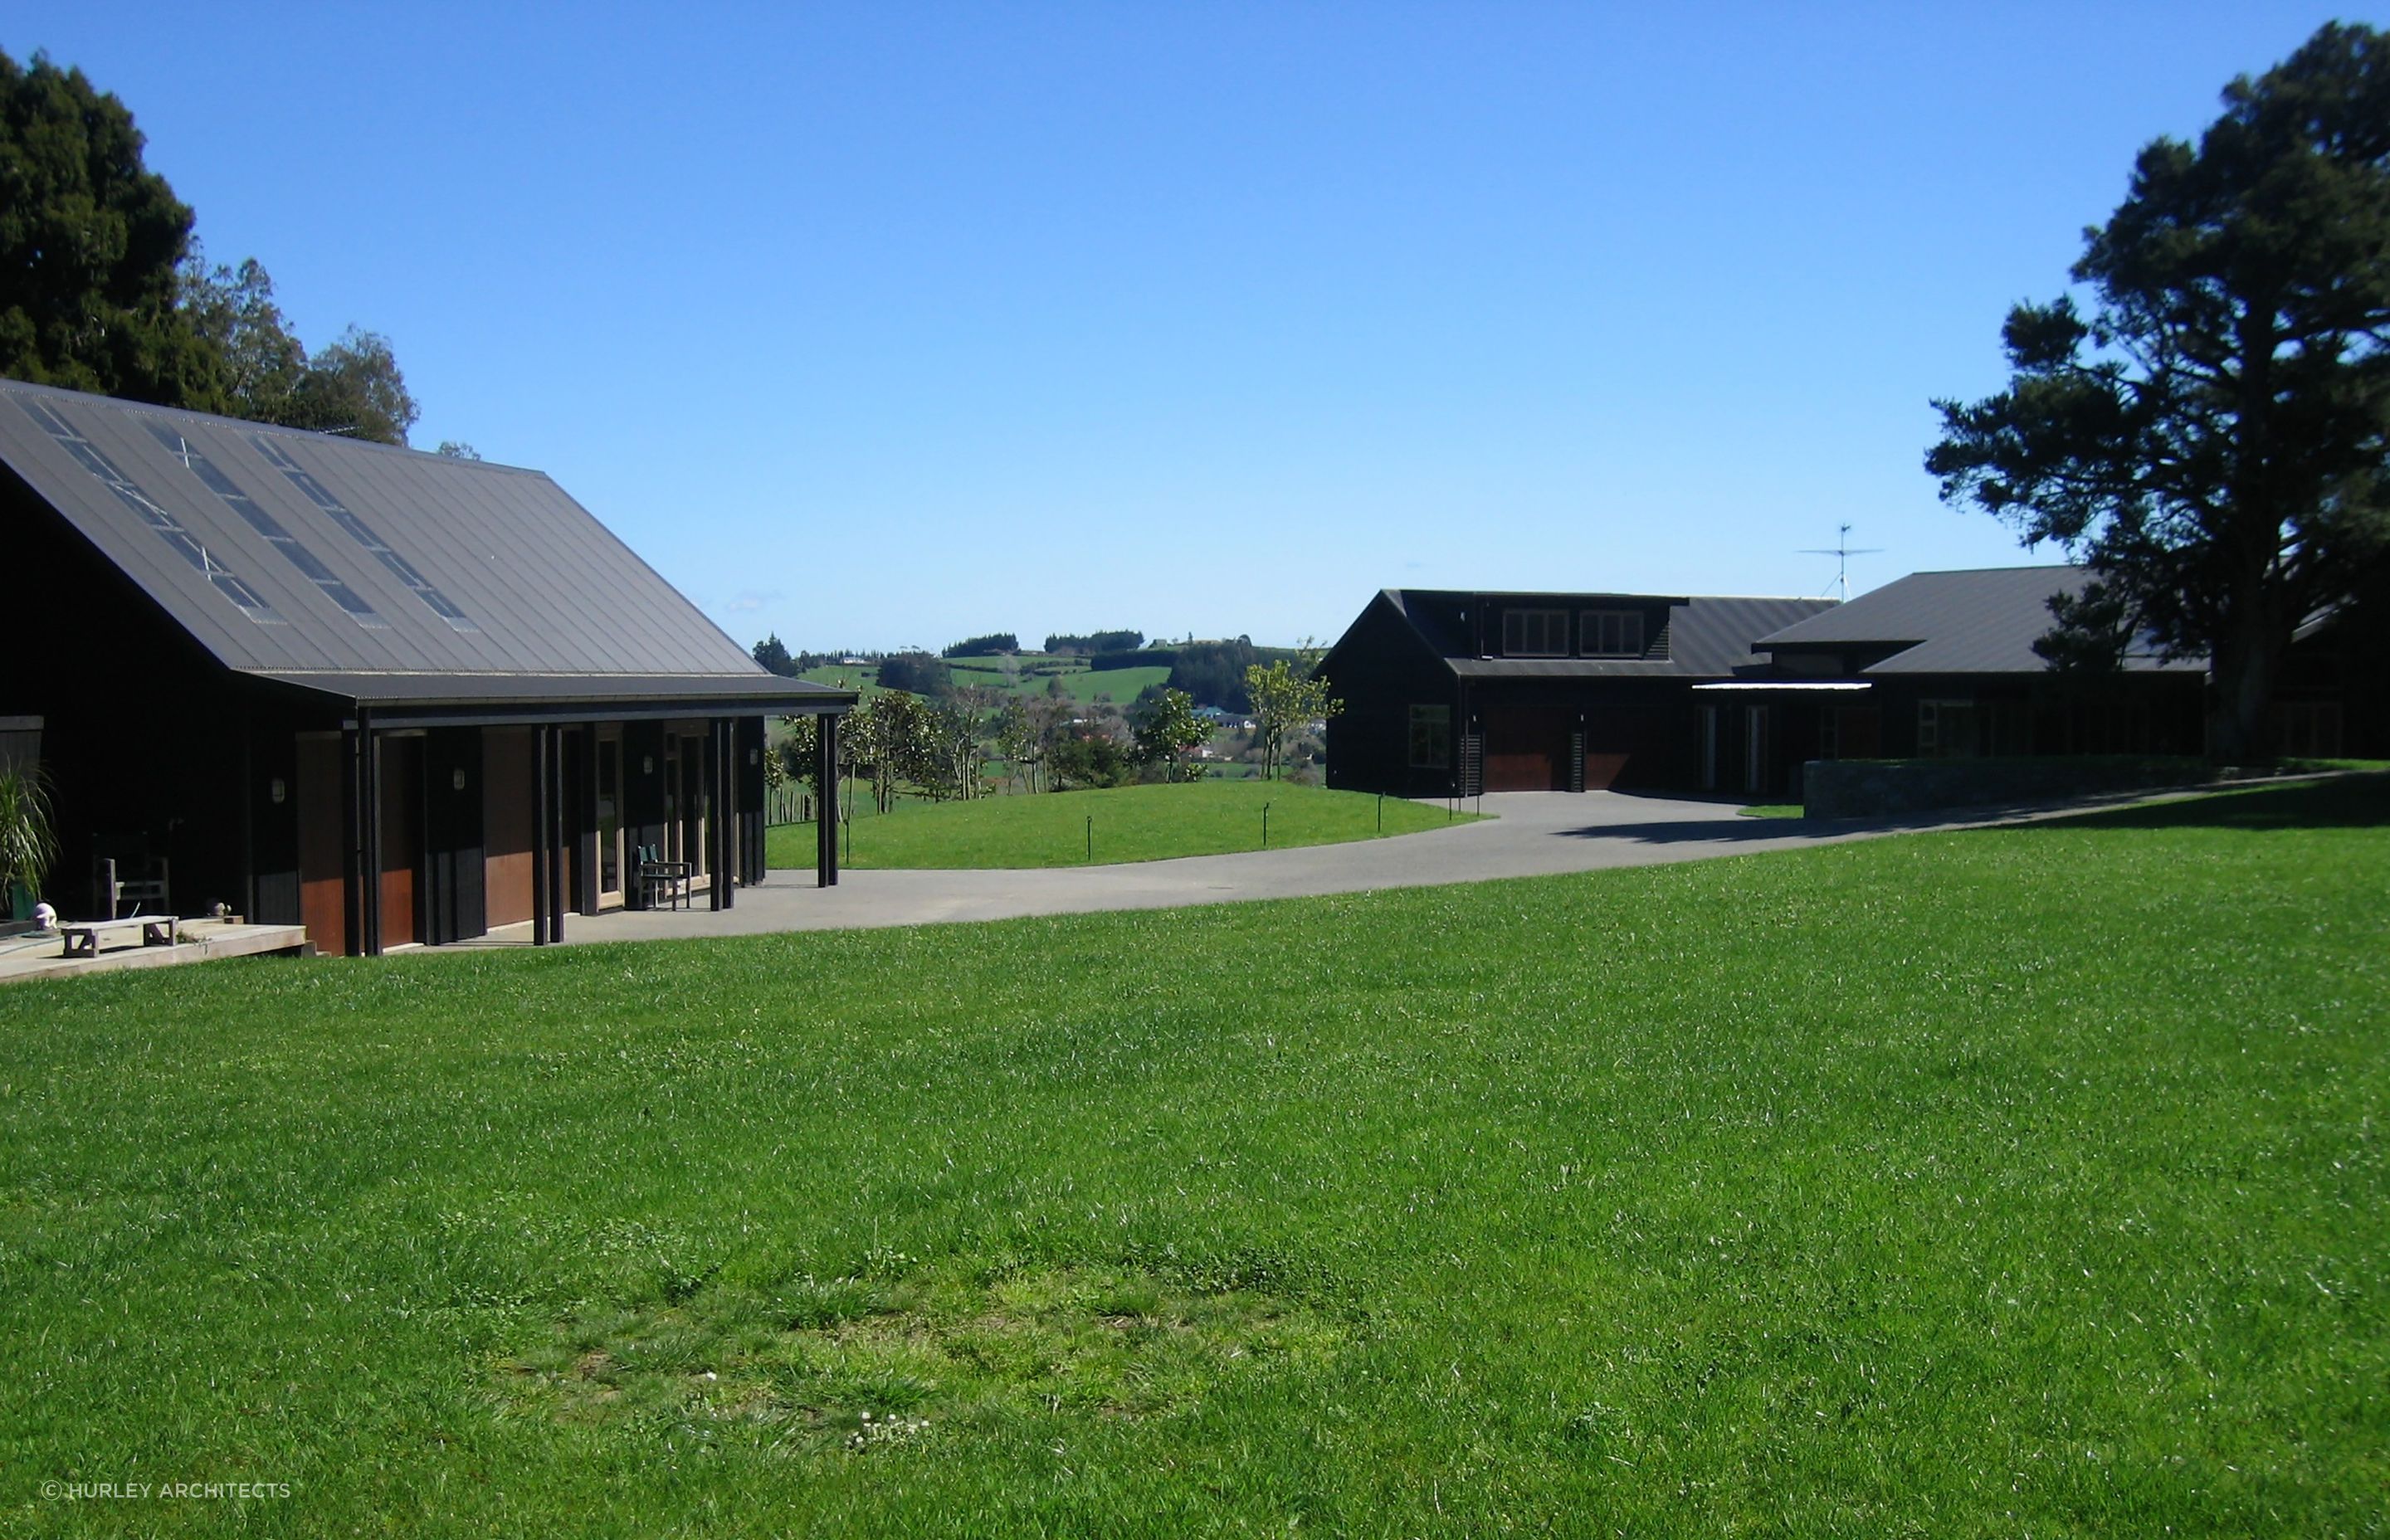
[452,768,468,792]
[748,748,759,766]
[269,777,286,805]
[642,755,656,775]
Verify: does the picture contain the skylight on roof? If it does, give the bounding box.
[17,399,284,626]
[246,434,479,633]
[144,422,385,628]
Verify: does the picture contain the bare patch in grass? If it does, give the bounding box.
[497,1258,1338,1450]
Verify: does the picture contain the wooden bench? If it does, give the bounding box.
[59,915,182,959]
[637,852,695,911]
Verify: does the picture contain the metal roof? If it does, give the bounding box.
[0,379,849,712]
[249,671,850,709]
[1380,590,1837,678]
[1752,566,2200,675]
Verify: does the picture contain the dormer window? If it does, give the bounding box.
[1500,608,1568,656]
[1580,610,1645,658]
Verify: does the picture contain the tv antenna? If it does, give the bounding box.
[1800,524,1883,602]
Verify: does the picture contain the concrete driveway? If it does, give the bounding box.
[516,791,1889,946]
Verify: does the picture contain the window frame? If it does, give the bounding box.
[1918,698,1977,758]
[1407,704,1452,768]
[1500,608,1569,657]
[1578,609,1645,659]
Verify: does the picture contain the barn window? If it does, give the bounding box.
[1500,609,1568,656]
[1579,610,1644,657]
[1408,705,1451,768]
[1919,699,1978,757]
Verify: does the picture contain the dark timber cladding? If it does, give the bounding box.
[0,378,854,955]
[1315,564,2335,802]
[1745,568,2209,762]
[1318,588,1838,798]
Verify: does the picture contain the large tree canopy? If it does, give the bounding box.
[177,242,307,422]
[2,48,422,444]
[276,326,418,446]
[1928,22,2390,758]
[0,51,214,405]
[174,246,417,444]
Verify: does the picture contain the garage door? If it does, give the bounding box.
[1583,707,1675,789]
[1483,707,1573,791]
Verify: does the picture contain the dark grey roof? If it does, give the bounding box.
[0,379,848,711]
[1656,594,1841,674]
[1377,589,1477,657]
[1753,566,2199,675]
[1379,589,1837,678]
[250,671,849,711]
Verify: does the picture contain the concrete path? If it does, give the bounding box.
[462,791,1973,949]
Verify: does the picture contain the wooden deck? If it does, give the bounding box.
[0,918,310,986]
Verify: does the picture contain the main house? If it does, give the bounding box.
[1,379,852,955]
[1319,564,2373,800]
[1316,589,1836,797]
[1736,565,2207,762]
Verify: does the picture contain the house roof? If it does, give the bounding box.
[0,379,848,714]
[1359,589,1838,678]
[1752,565,2201,675]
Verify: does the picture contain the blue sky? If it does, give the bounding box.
[12,3,2373,651]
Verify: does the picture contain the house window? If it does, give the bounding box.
[1983,700,2032,757]
[1408,705,1451,768]
[1500,609,1568,657]
[597,734,623,901]
[1918,699,1977,758]
[1579,610,1645,658]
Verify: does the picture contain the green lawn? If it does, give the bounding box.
[1,777,2383,1534]
[945,656,1176,704]
[770,779,1476,869]
[797,656,1178,705]
[797,662,880,695]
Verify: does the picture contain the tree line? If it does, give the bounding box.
[749,636,944,685]
[1,51,426,446]
[1043,630,1144,655]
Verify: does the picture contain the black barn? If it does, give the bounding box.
[1,379,851,955]
[1319,566,2371,802]
[1740,567,2207,761]
[1318,589,1836,798]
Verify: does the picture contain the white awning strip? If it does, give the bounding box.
[1690,681,1873,691]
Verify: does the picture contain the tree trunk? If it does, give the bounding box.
[2206,601,2287,763]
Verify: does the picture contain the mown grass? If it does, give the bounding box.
[797,657,1177,705]
[0,777,2383,1535]
[768,779,1477,869]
